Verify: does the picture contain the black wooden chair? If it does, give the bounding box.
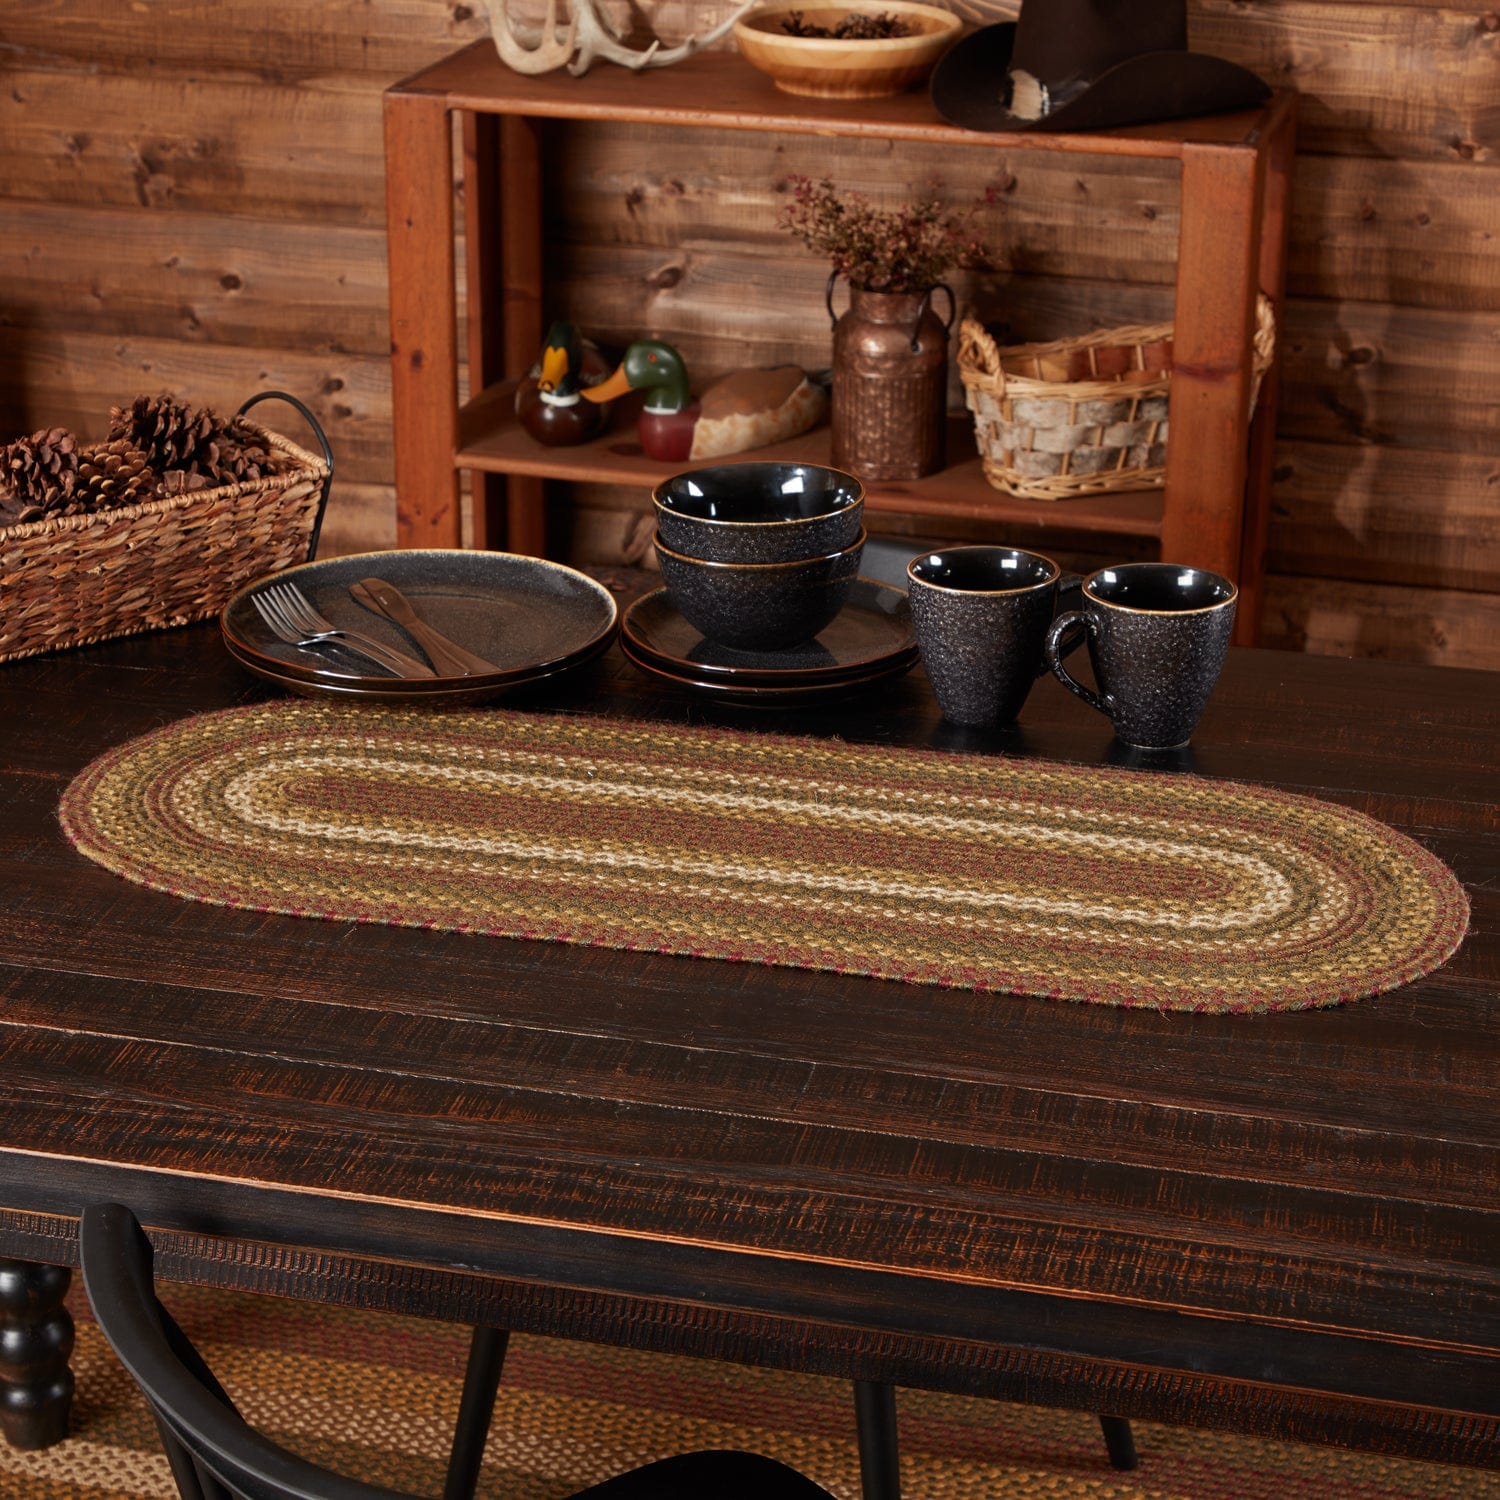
[79,1203,838,1500]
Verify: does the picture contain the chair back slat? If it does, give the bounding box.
[81,1203,838,1500]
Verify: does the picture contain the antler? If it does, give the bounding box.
[567,0,757,75]
[484,0,579,75]
[482,0,755,76]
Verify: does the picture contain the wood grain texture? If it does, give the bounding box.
[0,329,392,486]
[385,89,463,546]
[0,0,489,79]
[8,87,1497,313]
[0,202,390,354]
[498,116,548,555]
[463,112,514,552]
[1193,0,1500,163]
[426,1,1500,163]
[1261,574,1500,669]
[0,629,1495,1466]
[547,128,1500,311]
[315,480,399,557]
[22,223,1482,485]
[1268,442,1500,592]
[0,0,1496,668]
[956,277,1500,461]
[1240,102,1298,637]
[1160,141,1263,601]
[1289,155,1500,312]
[0,68,389,226]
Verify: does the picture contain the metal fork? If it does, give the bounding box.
[252,583,435,678]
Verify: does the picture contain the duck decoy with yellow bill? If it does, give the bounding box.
[515,320,612,446]
[581,339,827,463]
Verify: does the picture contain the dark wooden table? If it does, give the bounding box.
[0,625,1495,1469]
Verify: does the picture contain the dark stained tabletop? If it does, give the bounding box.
[0,624,1495,1467]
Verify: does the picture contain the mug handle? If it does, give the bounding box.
[1045,609,1112,716]
[1033,573,1084,679]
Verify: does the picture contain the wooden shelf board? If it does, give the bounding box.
[394,43,1287,161]
[457,382,1165,538]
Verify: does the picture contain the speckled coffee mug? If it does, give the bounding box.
[907,546,1074,726]
[1044,563,1237,749]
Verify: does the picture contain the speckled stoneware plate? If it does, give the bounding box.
[222,550,617,703]
[619,634,915,706]
[220,636,612,707]
[621,579,916,687]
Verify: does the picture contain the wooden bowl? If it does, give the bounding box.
[733,2,962,99]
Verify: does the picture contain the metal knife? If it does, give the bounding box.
[351,578,500,677]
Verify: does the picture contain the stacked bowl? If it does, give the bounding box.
[652,462,866,650]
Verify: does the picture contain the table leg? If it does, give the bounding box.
[0,1258,74,1450]
[1162,140,1264,644]
[853,1379,901,1500]
[1098,1413,1138,1470]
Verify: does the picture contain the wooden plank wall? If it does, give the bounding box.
[1,1,1496,667]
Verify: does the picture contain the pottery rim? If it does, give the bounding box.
[907,546,1062,597]
[652,466,864,529]
[1083,562,1239,615]
[654,529,867,572]
[734,1,962,49]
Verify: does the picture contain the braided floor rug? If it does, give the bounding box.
[3,1284,1493,1500]
[59,702,1469,1013]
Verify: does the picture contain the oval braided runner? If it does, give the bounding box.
[59,701,1469,1013]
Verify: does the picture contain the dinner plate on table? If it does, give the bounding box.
[222,550,618,705]
[621,578,917,688]
[619,636,916,705]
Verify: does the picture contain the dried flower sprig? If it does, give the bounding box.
[776,175,994,293]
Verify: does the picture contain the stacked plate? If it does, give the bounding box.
[628,461,913,702]
[222,551,618,706]
[620,578,917,704]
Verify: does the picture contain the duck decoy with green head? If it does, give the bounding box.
[515,320,611,446]
[582,339,826,463]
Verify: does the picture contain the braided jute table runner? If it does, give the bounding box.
[59,701,1469,1013]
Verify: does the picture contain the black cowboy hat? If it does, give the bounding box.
[930,0,1269,134]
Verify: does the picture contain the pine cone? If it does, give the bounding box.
[109,394,214,475]
[0,426,80,525]
[194,415,283,487]
[74,437,159,514]
[110,394,285,489]
[159,468,208,497]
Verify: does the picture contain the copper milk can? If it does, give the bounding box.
[829,276,954,482]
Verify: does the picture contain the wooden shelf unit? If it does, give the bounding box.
[384,42,1295,643]
[458,383,1167,538]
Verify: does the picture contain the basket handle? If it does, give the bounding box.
[957,319,1003,381]
[236,390,335,562]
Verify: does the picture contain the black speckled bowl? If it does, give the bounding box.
[654,529,866,650]
[653,462,865,563]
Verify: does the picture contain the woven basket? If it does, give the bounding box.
[958,295,1276,501]
[0,405,331,664]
